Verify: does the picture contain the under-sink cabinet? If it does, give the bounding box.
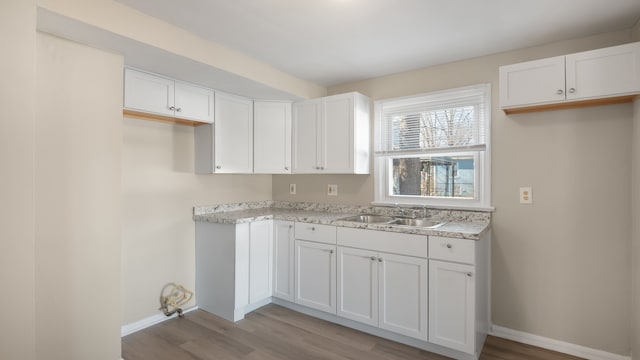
[337,246,428,340]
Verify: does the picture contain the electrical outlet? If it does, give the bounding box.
[520,187,532,204]
[327,184,338,196]
[289,184,296,195]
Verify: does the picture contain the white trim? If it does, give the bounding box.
[370,201,495,212]
[490,325,631,360]
[121,306,198,337]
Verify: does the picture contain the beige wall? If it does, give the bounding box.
[0,1,37,359]
[35,33,122,359]
[121,119,273,325]
[276,30,638,356]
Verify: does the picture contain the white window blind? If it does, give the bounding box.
[376,84,489,156]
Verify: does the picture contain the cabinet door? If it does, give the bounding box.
[294,240,336,314]
[273,221,294,301]
[566,42,640,101]
[429,260,475,354]
[174,81,214,123]
[322,93,354,173]
[254,101,292,174]
[378,253,428,340]
[292,99,322,173]
[499,56,565,108]
[249,221,273,304]
[337,247,378,326]
[124,68,174,116]
[214,92,254,173]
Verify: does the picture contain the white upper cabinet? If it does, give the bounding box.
[292,92,370,174]
[254,101,292,174]
[124,68,213,123]
[195,92,253,174]
[214,92,254,173]
[500,42,640,112]
[565,42,640,101]
[292,99,322,173]
[174,81,215,123]
[499,56,565,108]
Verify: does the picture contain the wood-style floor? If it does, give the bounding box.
[122,305,584,360]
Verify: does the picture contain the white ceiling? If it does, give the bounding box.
[116,0,640,87]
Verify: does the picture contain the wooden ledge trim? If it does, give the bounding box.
[503,95,639,115]
[123,109,210,127]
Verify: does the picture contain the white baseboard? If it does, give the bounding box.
[121,307,198,337]
[490,325,631,360]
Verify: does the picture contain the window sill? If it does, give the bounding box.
[371,201,495,212]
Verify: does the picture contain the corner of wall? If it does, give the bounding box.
[633,98,640,360]
[632,17,640,41]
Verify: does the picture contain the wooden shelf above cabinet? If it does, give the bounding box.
[502,95,639,115]
[123,109,210,127]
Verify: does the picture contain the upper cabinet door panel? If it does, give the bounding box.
[292,99,322,173]
[322,94,354,173]
[499,56,565,108]
[124,68,174,116]
[254,101,292,174]
[214,92,254,173]
[174,81,214,123]
[566,42,640,100]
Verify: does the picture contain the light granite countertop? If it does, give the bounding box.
[193,201,490,240]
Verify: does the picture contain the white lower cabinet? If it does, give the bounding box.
[195,220,272,322]
[337,246,428,340]
[272,220,295,301]
[428,260,475,353]
[294,239,336,314]
[378,253,428,340]
[249,220,273,304]
[336,247,378,326]
[197,220,489,359]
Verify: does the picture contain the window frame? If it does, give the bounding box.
[373,84,492,210]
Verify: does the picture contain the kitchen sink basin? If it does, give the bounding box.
[338,214,446,229]
[388,218,445,228]
[338,214,395,223]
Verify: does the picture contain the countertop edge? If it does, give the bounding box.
[193,209,489,240]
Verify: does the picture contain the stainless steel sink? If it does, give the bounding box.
[338,214,445,228]
[338,214,395,223]
[388,218,446,228]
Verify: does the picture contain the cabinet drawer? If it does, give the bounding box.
[428,236,475,264]
[295,223,336,244]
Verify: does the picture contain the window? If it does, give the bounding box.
[374,84,491,209]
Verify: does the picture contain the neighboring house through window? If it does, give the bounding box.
[374,84,491,209]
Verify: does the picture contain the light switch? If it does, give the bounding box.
[327,184,338,196]
[520,187,532,204]
[289,184,296,195]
